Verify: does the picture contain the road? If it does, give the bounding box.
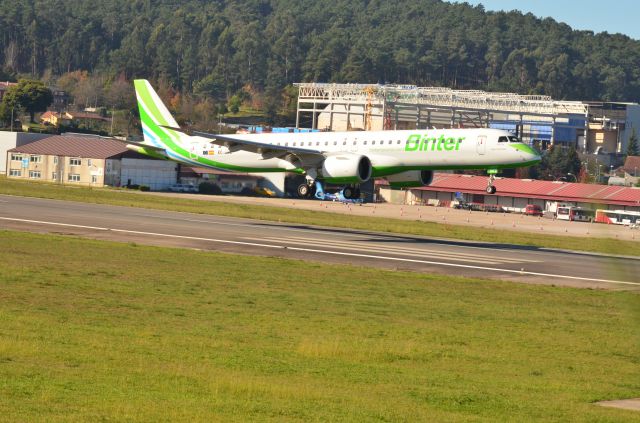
[1,194,639,290]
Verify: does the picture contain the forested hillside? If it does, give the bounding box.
[1,0,639,102]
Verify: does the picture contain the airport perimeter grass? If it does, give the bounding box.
[1,176,638,256]
[0,231,639,421]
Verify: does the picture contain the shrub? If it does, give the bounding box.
[198,182,222,195]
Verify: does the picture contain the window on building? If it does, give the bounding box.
[69,158,81,166]
[53,156,58,164]
[29,170,41,178]
[30,155,42,163]
[68,174,80,182]
[52,172,57,180]
[88,159,93,166]
[91,175,98,183]
[9,169,21,177]
[10,154,23,161]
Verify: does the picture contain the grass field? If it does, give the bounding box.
[1,176,638,257]
[1,230,639,421]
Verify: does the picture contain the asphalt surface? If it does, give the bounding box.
[1,194,639,290]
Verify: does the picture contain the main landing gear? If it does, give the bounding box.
[296,181,361,200]
[297,182,315,198]
[341,185,361,199]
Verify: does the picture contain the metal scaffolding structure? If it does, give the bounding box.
[295,83,590,145]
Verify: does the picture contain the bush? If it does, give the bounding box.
[138,185,150,191]
[198,182,222,195]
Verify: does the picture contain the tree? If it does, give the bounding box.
[627,128,639,156]
[2,79,53,123]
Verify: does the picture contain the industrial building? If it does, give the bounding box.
[295,83,640,155]
[378,173,640,213]
[6,134,177,190]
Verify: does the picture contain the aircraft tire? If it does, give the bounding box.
[342,186,354,199]
[486,186,497,194]
[297,183,311,198]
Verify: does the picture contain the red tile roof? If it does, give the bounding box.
[622,156,640,175]
[411,173,640,207]
[8,134,136,159]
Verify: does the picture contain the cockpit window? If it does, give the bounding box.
[498,136,509,143]
[508,136,520,143]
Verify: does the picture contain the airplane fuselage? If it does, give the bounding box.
[170,128,539,176]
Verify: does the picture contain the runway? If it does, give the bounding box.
[1,194,639,290]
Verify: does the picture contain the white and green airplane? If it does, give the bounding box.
[128,79,541,198]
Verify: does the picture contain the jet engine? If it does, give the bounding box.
[320,154,372,184]
[386,170,434,188]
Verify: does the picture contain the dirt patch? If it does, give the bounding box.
[596,398,640,411]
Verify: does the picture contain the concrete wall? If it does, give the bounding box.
[0,132,50,172]
[623,104,640,152]
[317,104,384,131]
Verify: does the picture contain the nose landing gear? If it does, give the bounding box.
[486,171,498,194]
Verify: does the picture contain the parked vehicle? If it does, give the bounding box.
[557,206,593,222]
[524,204,543,217]
[595,209,640,225]
[168,183,198,193]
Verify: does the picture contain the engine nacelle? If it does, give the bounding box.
[386,170,434,188]
[320,154,372,184]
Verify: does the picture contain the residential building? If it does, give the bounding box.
[6,134,176,189]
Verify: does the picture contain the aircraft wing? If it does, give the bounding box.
[161,126,325,158]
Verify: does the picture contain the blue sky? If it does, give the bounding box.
[448,1,639,40]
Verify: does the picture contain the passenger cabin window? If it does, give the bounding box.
[498,136,509,143]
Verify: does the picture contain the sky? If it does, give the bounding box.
[448,0,639,40]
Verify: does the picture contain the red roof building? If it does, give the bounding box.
[381,173,640,211]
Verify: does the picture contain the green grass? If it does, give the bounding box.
[1,176,638,256]
[0,230,638,421]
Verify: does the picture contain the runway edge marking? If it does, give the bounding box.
[1,216,638,287]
